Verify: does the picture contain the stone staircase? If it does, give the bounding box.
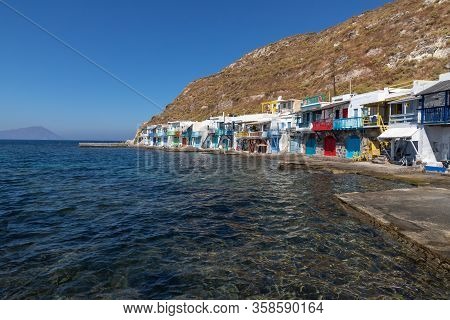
[371,155,389,164]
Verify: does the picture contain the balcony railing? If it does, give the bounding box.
[421,106,450,124]
[296,122,312,130]
[235,131,249,138]
[248,131,262,138]
[363,114,387,130]
[191,131,202,138]
[156,131,166,137]
[333,117,363,130]
[389,113,417,125]
[166,130,181,137]
[214,129,233,135]
[268,129,281,137]
[312,118,333,131]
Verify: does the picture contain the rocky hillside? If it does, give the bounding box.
[146,0,449,125]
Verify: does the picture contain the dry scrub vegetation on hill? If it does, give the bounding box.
[145,0,449,126]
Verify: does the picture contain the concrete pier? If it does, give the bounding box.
[336,187,450,271]
[79,142,128,148]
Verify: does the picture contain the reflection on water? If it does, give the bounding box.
[0,141,448,299]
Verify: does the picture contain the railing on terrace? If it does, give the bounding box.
[312,118,333,131]
[248,131,262,138]
[215,129,233,135]
[166,130,175,136]
[268,129,281,137]
[296,122,312,129]
[363,114,387,130]
[421,106,450,124]
[191,132,202,138]
[156,131,166,137]
[302,94,327,105]
[389,113,417,125]
[333,117,362,130]
[235,131,249,138]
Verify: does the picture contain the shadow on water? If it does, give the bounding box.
[0,140,448,299]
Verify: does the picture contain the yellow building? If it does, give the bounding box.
[261,97,301,114]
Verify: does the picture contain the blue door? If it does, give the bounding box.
[345,135,360,158]
[222,138,229,151]
[306,137,316,155]
[271,137,280,153]
[290,140,299,153]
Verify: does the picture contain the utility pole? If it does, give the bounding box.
[333,74,336,97]
[331,59,337,97]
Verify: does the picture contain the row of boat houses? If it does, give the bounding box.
[137,72,450,171]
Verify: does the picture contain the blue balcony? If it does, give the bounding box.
[191,131,202,138]
[225,130,234,135]
[268,129,281,137]
[215,129,234,136]
[421,106,450,124]
[333,117,363,130]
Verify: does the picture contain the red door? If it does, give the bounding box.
[342,108,348,118]
[324,136,336,156]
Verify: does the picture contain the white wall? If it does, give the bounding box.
[439,72,450,81]
[418,126,450,166]
[412,80,438,95]
[349,91,383,117]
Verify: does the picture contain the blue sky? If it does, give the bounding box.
[0,0,392,140]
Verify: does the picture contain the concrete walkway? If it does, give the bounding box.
[279,155,450,188]
[337,187,450,271]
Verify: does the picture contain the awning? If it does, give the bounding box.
[388,96,420,105]
[244,120,271,125]
[378,127,418,139]
[417,80,450,95]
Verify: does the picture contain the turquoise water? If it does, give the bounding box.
[0,140,448,299]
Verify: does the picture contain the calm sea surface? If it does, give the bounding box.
[0,140,448,299]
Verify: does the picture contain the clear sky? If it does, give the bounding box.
[0,0,392,140]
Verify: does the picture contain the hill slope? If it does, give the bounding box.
[147,0,449,125]
[0,126,61,140]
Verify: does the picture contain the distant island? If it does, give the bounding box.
[0,126,61,140]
